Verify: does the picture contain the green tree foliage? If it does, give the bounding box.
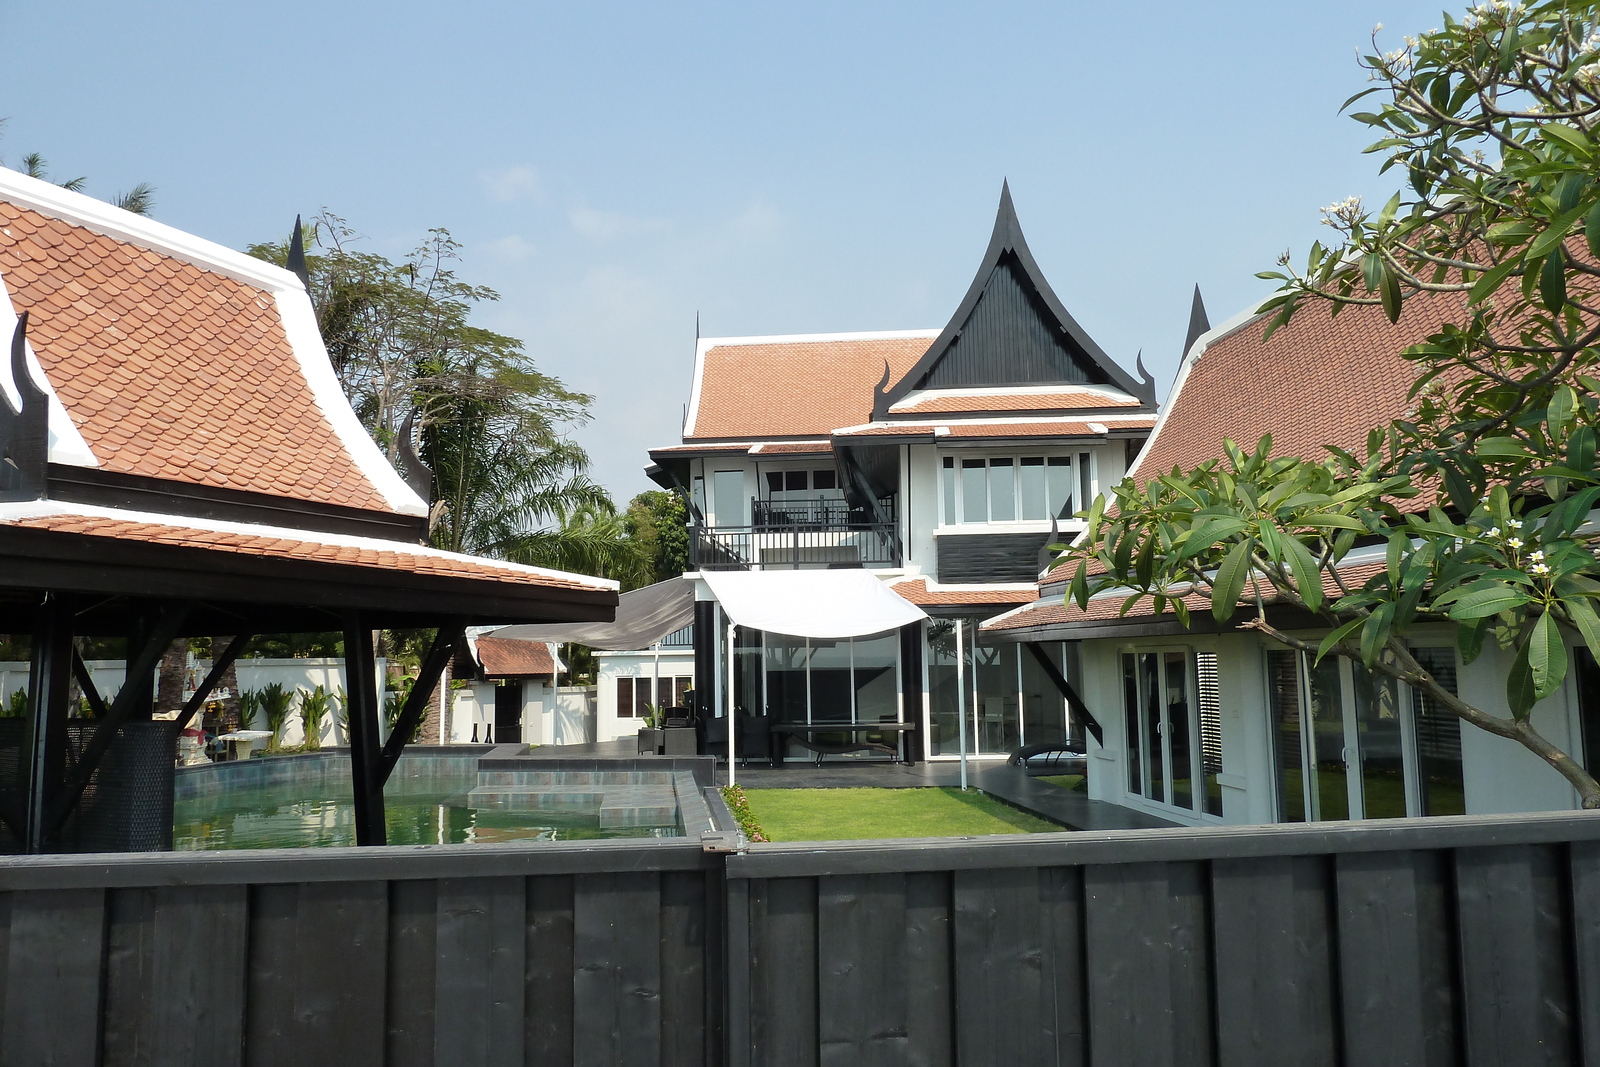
[1067,1,1600,808]
[249,214,635,576]
[1,119,154,214]
[623,490,689,590]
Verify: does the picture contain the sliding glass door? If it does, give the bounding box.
[1121,650,1197,809]
[1267,647,1451,822]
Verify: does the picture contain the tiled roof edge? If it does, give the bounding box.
[0,269,98,467]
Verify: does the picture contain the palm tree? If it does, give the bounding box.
[1,121,154,215]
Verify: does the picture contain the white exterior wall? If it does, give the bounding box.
[449,679,559,746]
[1077,626,1591,827]
[595,649,695,744]
[905,442,940,577]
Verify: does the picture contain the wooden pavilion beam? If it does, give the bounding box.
[174,633,252,733]
[22,596,73,853]
[379,620,464,784]
[342,612,387,846]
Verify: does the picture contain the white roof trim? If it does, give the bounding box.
[0,498,619,590]
[890,381,1139,409]
[0,266,98,467]
[1123,300,1265,484]
[833,413,1156,434]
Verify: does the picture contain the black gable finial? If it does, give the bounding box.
[286,215,311,291]
[870,360,893,421]
[0,312,49,500]
[396,408,433,502]
[1132,350,1157,406]
[1037,509,1062,575]
[1183,285,1211,359]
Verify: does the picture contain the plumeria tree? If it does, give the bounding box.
[1066,0,1600,807]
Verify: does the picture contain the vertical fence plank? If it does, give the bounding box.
[1212,855,1338,1067]
[434,876,527,1067]
[661,870,708,1067]
[526,875,575,1065]
[702,868,726,1067]
[749,876,817,1067]
[102,885,248,1067]
[1572,840,1600,1067]
[903,871,953,1067]
[1040,866,1087,1067]
[2,886,107,1067]
[954,866,1047,1065]
[725,876,752,1067]
[1455,844,1575,1066]
[245,880,389,1067]
[818,873,908,1067]
[573,871,663,1067]
[1335,850,1457,1067]
[1084,861,1212,1067]
[387,880,438,1067]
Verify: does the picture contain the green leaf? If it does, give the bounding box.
[1381,262,1403,323]
[1068,560,1089,610]
[1476,436,1531,458]
[1528,611,1567,702]
[1569,424,1597,473]
[1549,384,1576,436]
[1281,535,1325,611]
[1210,538,1254,622]
[1541,122,1594,158]
[1507,641,1536,719]
[1528,203,1589,259]
[1362,252,1384,292]
[1177,517,1250,560]
[1563,596,1600,663]
[1316,618,1363,663]
[1456,615,1489,664]
[1586,200,1600,259]
[1468,258,1519,304]
[1360,602,1395,665]
[1447,583,1533,619]
[1541,247,1567,311]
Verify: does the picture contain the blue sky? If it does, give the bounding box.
[0,0,1450,502]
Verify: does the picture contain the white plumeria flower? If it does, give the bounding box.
[1507,537,1525,549]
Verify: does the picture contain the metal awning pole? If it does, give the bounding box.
[726,617,737,788]
[955,619,968,792]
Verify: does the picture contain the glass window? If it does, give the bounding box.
[961,460,988,523]
[807,639,853,720]
[1077,453,1093,516]
[617,677,634,718]
[928,621,962,756]
[1410,647,1465,816]
[1195,652,1223,816]
[1165,652,1193,811]
[1267,649,1306,822]
[852,632,899,724]
[1020,642,1067,747]
[1019,458,1047,520]
[784,470,808,492]
[673,677,692,707]
[942,457,957,525]
[765,472,784,495]
[1306,654,1349,820]
[1047,457,1074,519]
[974,642,1020,754]
[813,470,837,490]
[1576,647,1600,777]
[713,470,745,526]
[1122,654,1142,795]
[1352,664,1405,818]
[765,637,809,725]
[989,458,1016,521]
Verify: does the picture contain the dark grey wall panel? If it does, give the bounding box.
[660,870,710,1067]
[525,875,576,1064]
[435,876,526,1067]
[1039,866,1087,1067]
[1572,840,1600,1067]
[1211,855,1338,1067]
[749,877,817,1067]
[386,879,439,1067]
[1335,850,1458,1067]
[903,871,954,1067]
[925,256,1106,389]
[3,888,106,1067]
[818,873,909,1067]
[1455,845,1576,1066]
[1083,861,1212,1067]
[103,885,249,1067]
[573,871,663,1067]
[937,533,1051,585]
[954,867,1050,1064]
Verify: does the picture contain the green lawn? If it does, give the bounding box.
[739,787,1062,841]
[1037,774,1086,792]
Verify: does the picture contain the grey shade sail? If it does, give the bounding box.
[487,576,695,650]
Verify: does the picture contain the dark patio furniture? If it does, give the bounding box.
[1008,740,1088,775]
[770,721,914,765]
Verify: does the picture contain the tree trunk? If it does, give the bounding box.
[156,639,189,714]
[211,637,241,731]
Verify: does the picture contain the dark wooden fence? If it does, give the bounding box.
[1,811,1599,1065]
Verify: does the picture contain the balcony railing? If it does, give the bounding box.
[750,497,894,528]
[690,521,901,570]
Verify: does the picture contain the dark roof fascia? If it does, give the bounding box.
[45,464,428,542]
[880,182,1154,412]
[0,524,617,630]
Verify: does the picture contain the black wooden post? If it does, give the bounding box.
[342,614,387,846]
[899,621,924,764]
[693,600,716,723]
[23,597,73,853]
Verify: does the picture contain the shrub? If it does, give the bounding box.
[298,685,331,751]
[384,676,422,743]
[256,683,296,753]
[1,689,26,718]
[720,785,769,843]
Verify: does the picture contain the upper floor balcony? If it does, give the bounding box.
[690,496,900,570]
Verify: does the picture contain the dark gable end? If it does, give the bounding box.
[880,181,1156,412]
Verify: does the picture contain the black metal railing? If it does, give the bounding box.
[750,497,894,528]
[690,521,901,570]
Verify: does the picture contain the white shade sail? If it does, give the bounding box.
[701,570,927,639]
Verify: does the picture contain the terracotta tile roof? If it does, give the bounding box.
[889,390,1141,415]
[689,335,933,439]
[750,441,834,455]
[833,418,1157,439]
[0,200,395,513]
[888,578,1038,607]
[1130,294,1460,483]
[475,636,558,676]
[650,442,755,455]
[988,562,1387,633]
[0,503,615,592]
